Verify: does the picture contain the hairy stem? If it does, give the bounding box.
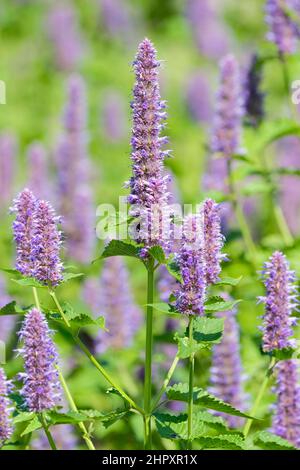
[144,261,155,450]
[187,315,195,450]
[57,367,95,450]
[39,414,57,450]
[152,355,180,412]
[243,357,276,438]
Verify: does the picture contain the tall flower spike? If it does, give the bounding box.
[0,275,15,344]
[174,214,206,316]
[11,188,37,277]
[127,38,171,256]
[18,308,61,412]
[83,257,142,353]
[260,251,298,352]
[31,199,63,287]
[265,0,300,55]
[0,367,13,446]
[27,142,51,200]
[56,74,94,263]
[272,359,300,448]
[209,303,247,428]
[202,198,225,285]
[211,54,244,158]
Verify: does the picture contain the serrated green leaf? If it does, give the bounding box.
[271,348,297,360]
[215,276,242,287]
[47,411,88,425]
[0,268,20,276]
[253,431,297,450]
[146,302,180,316]
[0,301,30,316]
[21,416,42,436]
[148,246,167,264]
[204,298,241,313]
[99,240,140,260]
[49,302,106,330]
[166,383,253,419]
[62,272,84,283]
[13,412,35,424]
[197,434,246,450]
[11,277,46,288]
[193,317,224,343]
[195,411,229,434]
[175,336,206,359]
[166,260,182,282]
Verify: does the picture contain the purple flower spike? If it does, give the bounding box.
[260,251,298,352]
[27,142,51,200]
[265,0,300,55]
[31,200,63,287]
[174,214,206,316]
[127,38,171,255]
[0,133,17,209]
[56,75,94,263]
[202,198,225,285]
[18,308,61,413]
[83,257,142,353]
[0,275,15,344]
[211,54,244,158]
[0,368,13,445]
[11,189,37,277]
[272,359,300,448]
[209,303,247,428]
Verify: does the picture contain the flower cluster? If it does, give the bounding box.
[83,257,141,353]
[209,303,247,428]
[259,251,298,352]
[211,54,244,158]
[11,189,63,287]
[127,38,171,256]
[174,214,206,316]
[202,198,225,285]
[265,0,300,55]
[0,367,13,446]
[18,308,61,413]
[272,359,300,448]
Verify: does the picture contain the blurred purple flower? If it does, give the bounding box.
[32,424,77,450]
[11,188,37,277]
[83,257,141,353]
[186,0,229,59]
[186,72,212,124]
[265,0,300,55]
[211,54,244,158]
[272,359,300,448]
[174,214,206,316]
[27,142,51,200]
[126,39,171,256]
[0,275,15,344]
[101,90,127,142]
[278,137,300,235]
[47,4,83,71]
[56,75,94,263]
[18,308,61,413]
[209,303,247,428]
[0,367,13,445]
[99,0,138,45]
[259,251,298,352]
[0,133,17,209]
[31,199,63,287]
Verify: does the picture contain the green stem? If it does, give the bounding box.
[32,287,40,310]
[243,357,276,438]
[227,160,257,266]
[39,414,57,450]
[57,367,95,450]
[49,289,143,415]
[187,315,195,450]
[144,261,155,450]
[152,355,179,412]
[273,204,293,246]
